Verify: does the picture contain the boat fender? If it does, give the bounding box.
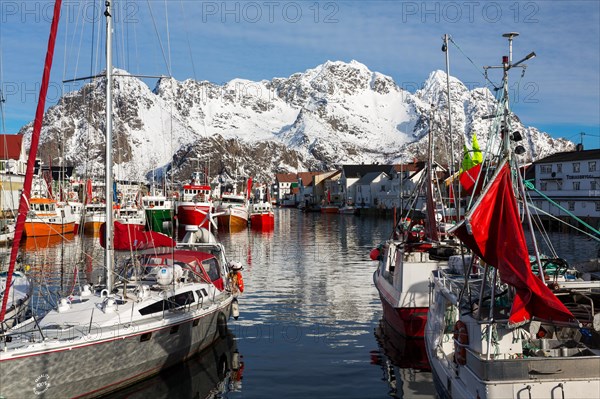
[232,350,241,370]
[100,289,109,298]
[453,320,469,365]
[103,298,117,313]
[369,248,380,261]
[58,298,70,313]
[81,284,92,297]
[232,298,240,320]
[135,285,150,301]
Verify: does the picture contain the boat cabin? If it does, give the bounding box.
[123,250,224,291]
[29,198,57,214]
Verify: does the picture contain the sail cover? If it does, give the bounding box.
[449,162,574,327]
[100,221,175,250]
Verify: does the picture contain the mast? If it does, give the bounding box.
[0,0,63,322]
[104,0,114,293]
[426,104,439,242]
[483,33,542,280]
[442,34,459,221]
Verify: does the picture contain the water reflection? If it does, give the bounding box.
[372,319,435,398]
[108,331,242,399]
[13,209,597,398]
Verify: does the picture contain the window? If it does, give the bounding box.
[596,202,600,212]
[540,182,547,191]
[540,165,552,174]
[557,163,562,173]
[592,181,597,190]
[381,185,386,192]
[138,291,195,315]
[589,161,597,172]
[557,182,562,191]
[573,162,580,172]
[568,202,575,211]
[202,258,220,281]
[573,182,580,190]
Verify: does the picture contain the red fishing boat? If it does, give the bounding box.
[176,171,214,230]
[249,185,274,230]
[250,201,274,230]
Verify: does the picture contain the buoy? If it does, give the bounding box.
[369,248,380,261]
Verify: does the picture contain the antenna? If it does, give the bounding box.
[484,33,536,158]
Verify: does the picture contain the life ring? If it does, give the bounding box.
[453,320,469,365]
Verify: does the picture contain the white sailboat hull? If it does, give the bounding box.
[0,295,233,398]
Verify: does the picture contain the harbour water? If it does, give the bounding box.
[6,209,598,398]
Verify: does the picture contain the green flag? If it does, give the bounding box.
[460,133,482,173]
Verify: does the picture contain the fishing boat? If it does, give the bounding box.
[0,2,241,396]
[425,33,600,398]
[250,201,275,230]
[216,189,249,232]
[249,185,274,230]
[23,196,76,237]
[177,170,214,231]
[115,201,146,225]
[372,89,458,338]
[83,201,106,235]
[142,192,174,236]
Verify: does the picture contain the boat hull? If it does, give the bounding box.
[83,220,104,235]
[0,301,233,398]
[378,292,428,338]
[177,204,212,229]
[373,242,446,338]
[250,213,274,229]
[23,221,75,237]
[216,209,248,231]
[145,208,174,235]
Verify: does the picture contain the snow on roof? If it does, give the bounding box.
[355,171,389,185]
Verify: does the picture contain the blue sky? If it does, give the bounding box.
[1,0,599,149]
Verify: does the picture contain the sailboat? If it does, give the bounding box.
[0,2,241,396]
[425,33,600,398]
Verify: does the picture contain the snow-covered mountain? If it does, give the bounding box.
[20,60,574,183]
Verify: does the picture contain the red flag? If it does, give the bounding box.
[246,177,253,200]
[449,164,573,327]
[459,163,483,196]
